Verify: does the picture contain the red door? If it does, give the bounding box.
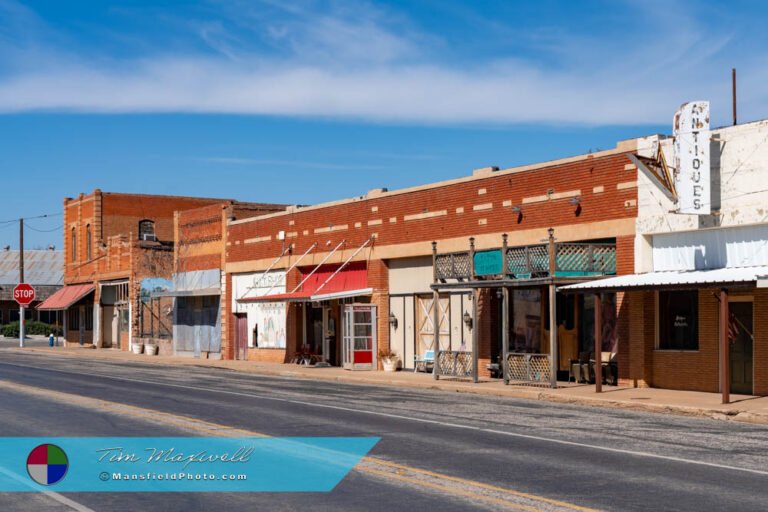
[235,313,248,360]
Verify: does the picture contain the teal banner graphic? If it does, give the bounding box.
[473,249,503,276]
[0,437,379,492]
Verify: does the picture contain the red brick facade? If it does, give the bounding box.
[61,190,235,348]
[223,148,638,374]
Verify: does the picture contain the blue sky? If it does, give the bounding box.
[1,0,766,248]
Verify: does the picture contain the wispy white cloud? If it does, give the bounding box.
[0,0,762,126]
[197,156,388,170]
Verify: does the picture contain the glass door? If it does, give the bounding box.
[343,304,377,370]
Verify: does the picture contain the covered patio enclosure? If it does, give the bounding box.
[561,266,768,403]
[431,230,618,386]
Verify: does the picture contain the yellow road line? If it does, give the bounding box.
[0,379,597,512]
[359,466,544,512]
[368,457,598,512]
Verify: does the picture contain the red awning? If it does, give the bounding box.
[36,284,95,310]
[240,262,367,303]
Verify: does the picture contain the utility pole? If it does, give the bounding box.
[732,68,737,126]
[19,218,25,348]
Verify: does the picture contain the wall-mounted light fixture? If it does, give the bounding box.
[389,312,398,330]
[511,205,523,224]
[570,196,582,216]
[463,311,473,330]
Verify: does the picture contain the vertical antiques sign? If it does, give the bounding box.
[673,101,711,214]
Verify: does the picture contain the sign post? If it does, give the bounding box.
[14,283,36,348]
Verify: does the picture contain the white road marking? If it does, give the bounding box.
[0,466,96,512]
[3,357,768,478]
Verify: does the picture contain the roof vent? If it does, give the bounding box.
[367,188,388,198]
[472,166,499,177]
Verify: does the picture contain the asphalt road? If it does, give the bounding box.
[0,351,767,511]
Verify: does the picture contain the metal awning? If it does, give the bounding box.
[310,287,373,302]
[239,286,374,304]
[36,284,95,310]
[151,288,220,298]
[558,265,768,293]
[239,291,313,303]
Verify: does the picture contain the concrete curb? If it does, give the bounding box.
[6,347,768,425]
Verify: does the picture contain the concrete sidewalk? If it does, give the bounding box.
[7,345,768,426]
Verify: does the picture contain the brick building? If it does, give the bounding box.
[38,190,236,350]
[563,118,768,400]
[223,139,639,383]
[150,201,286,358]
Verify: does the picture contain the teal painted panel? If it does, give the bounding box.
[474,250,503,276]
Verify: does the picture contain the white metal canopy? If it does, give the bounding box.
[558,265,768,292]
[309,287,373,302]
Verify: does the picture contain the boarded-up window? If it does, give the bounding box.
[139,220,156,241]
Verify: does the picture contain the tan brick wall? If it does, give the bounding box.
[247,348,287,363]
[628,291,653,387]
[649,290,719,392]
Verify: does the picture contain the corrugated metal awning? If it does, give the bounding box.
[36,284,95,310]
[151,288,220,298]
[558,266,768,293]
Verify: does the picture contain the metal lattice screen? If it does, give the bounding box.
[506,353,551,387]
[437,350,473,378]
[435,252,472,280]
[506,245,549,277]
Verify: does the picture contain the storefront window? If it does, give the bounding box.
[658,290,698,350]
[579,293,618,354]
[511,289,541,353]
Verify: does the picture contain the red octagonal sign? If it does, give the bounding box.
[13,283,36,306]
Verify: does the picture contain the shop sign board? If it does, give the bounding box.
[474,250,504,276]
[673,100,711,214]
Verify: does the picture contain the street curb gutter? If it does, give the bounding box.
[5,347,768,426]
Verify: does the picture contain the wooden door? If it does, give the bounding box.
[234,313,248,360]
[729,301,753,395]
[416,295,449,356]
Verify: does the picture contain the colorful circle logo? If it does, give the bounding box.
[27,444,69,486]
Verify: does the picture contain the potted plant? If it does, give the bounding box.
[144,342,158,356]
[378,348,399,372]
[131,342,144,355]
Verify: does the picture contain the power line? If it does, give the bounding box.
[0,212,62,225]
[24,221,62,233]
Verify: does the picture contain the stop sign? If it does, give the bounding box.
[13,283,36,306]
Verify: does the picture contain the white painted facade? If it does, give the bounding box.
[635,119,768,273]
[231,270,287,348]
[388,257,472,369]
